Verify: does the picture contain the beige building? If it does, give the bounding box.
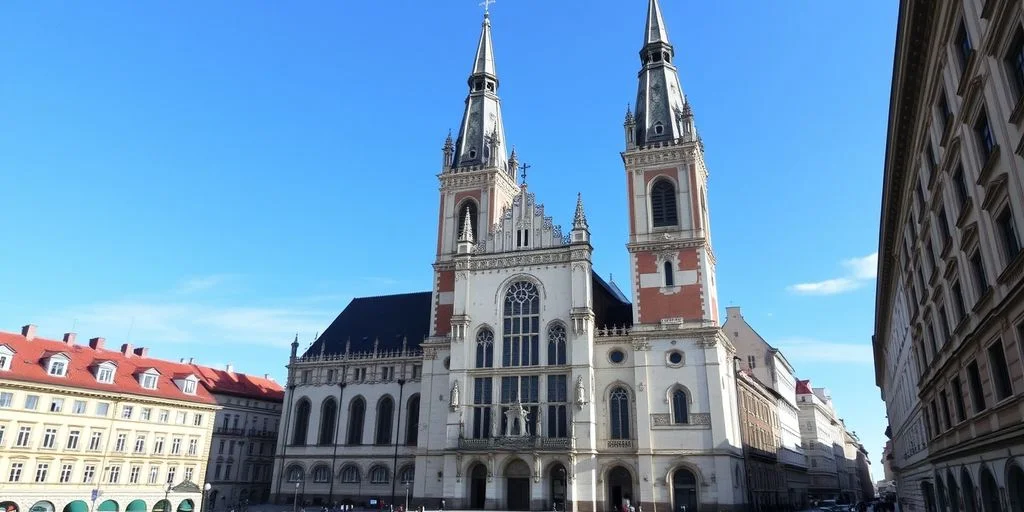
[0,326,218,512]
[735,367,787,511]
[875,0,1024,511]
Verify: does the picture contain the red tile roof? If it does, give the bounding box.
[190,364,284,402]
[795,379,813,395]
[0,330,216,405]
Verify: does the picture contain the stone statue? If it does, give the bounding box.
[449,381,460,411]
[575,375,588,409]
[504,401,530,437]
[534,408,542,436]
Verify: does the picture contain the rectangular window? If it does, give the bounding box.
[95,402,109,416]
[1006,26,1024,101]
[60,464,73,483]
[171,437,182,455]
[129,465,141,484]
[83,465,96,484]
[184,466,194,482]
[135,435,146,453]
[952,281,967,322]
[35,463,49,483]
[141,373,158,389]
[115,433,126,452]
[154,436,165,454]
[25,394,39,410]
[88,431,103,451]
[967,360,987,413]
[0,392,12,408]
[141,407,151,421]
[547,375,568,438]
[970,251,989,298]
[105,465,121,484]
[988,340,1014,401]
[301,370,311,384]
[175,411,186,424]
[42,427,57,448]
[0,425,6,446]
[67,429,80,450]
[218,439,225,454]
[412,365,422,379]
[50,398,64,413]
[471,377,492,439]
[940,390,952,429]
[166,466,176,484]
[188,439,199,456]
[158,409,169,423]
[72,400,87,414]
[747,355,756,369]
[193,413,203,426]
[974,108,995,163]
[938,91,953,128]
[9,462,23,482]
[16,426,32,447]
[953,166,970,210]
[926,240,937,273]
[122,405,134,419]
[915,180,926,211]
[956,21,973,71]
[938,305,951,345]
[149,466,159,484]
[499,375,539,436]
[938,206,952,244]
[997,207,1021,263]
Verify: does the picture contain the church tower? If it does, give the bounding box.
[431,11,521,337]
[622,0,719,327]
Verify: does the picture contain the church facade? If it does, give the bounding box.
[270,1,745,511]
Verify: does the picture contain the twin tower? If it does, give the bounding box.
[431,0,719,333]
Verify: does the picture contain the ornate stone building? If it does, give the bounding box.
[735,368,786,511]
[270,1,746,510]
[875,1,1024,511]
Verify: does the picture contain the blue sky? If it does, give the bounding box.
[0,1,896,480]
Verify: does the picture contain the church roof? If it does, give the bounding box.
[307,271,634,357]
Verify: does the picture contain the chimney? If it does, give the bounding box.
[188,357,194,365]
[226,363,234,373]
[121,343,133,357]
[133,347,149,358]
[88,337,105,350]
[63,333,77,345]
[21,324,37,341]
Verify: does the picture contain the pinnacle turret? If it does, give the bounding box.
[573,193,588,230]
[458,206,475,244]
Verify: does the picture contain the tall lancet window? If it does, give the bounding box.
[651,179,678,228]
[476,328,494,368]
[458,201,478,240]
[547,323,567,365]
[502,281,540,367]
[609,387,631,440]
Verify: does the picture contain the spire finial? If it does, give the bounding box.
[644,0,671,46]
[573,192,589,231]
[458,206,475,244]
[292,333,299,347]
[624,104,634,125]
[519,162,531,185]
[479,0,495,15]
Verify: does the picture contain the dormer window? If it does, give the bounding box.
[183,380,196,394]
[654,123,664,135]
[94,362,117,384]
[44,353,70,377]
[138,369,160,390]
[469,148,478,159]
[174,374,199,395]
[0,345,14,371]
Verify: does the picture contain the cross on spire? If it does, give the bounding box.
[519,162,531,185]
[479,0,496,14]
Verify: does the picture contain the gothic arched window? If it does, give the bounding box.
[340,465,360,483]
[503,281,540,367]
[405,395,420,446]
[312,465,331,483]
[664,261,675,287]
[609,387,631,440]
[458,200,479,240]
[318,397,337,445]
[375,396,394,445]
[651,179,679,228]
[672,389,689,424]
[400,466,415,484]
[346,397,365,445]
[286,465,304,483]
[547,323,567,365]
[475,328,494,368]
[369,466,389,484]
[291,398,311,446]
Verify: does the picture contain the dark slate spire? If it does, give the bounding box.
[451,12,508,170]
[632,0,694,147]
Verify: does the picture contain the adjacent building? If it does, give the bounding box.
[735,368,786,511]
[875,1,1024,511]
[0,326,218,512]
[271,1,749,511]
[723,307,809,507]
[191,364,284,510]
[795,380,842,502]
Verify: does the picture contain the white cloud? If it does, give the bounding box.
[788,252,878,296]
[175,274,233,294]
[773,337,873,364]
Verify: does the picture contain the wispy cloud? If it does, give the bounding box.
[773,337,873,364]
[788,252,878,296]
[175,274,233,294]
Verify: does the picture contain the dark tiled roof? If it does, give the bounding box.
[191,364,285,402]
[308,271,635,357]
[306,292,433,357]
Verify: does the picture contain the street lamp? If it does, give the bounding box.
[202,483,212,512]
[390,378,407,512]
[404,482,410,512]
[166,483,174,503]
[293,482,301,512]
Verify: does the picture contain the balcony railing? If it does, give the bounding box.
[214,427,278,439]
[457,436,571,451]
[606,439,634,449]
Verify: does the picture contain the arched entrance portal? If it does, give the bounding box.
[961,469,978,512]
[946,472,961,512]
[506,459,532,511]
[550,464,568,511]
[63,502,88,512]
[1008,463,1024,512]
[607,466,634,511]
[469,463,488,510]
[672,469,698,512]
[980,467,1000,512]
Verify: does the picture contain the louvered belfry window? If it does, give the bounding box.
[651,179,678,227]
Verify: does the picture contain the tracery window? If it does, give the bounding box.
[503,281,540,367]
[547,324,567,365]
[672,389,689,424]
[476,328,494,368]
[609,387,631,439]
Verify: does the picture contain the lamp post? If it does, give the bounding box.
[293,482,301,512]
[329,378,347,504]
[166,483,174,503]
[202,483,212,512]
[404,482,410,512]
[390,378,407,512]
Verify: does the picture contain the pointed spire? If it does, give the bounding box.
[444,130,454,149]
[573,193,588,230]
[644,0,671,46]
[472,13,497,78]
[508,146,519,177]
[459,206,475,243]
[452,12,507,169]
[624,105,634,126]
